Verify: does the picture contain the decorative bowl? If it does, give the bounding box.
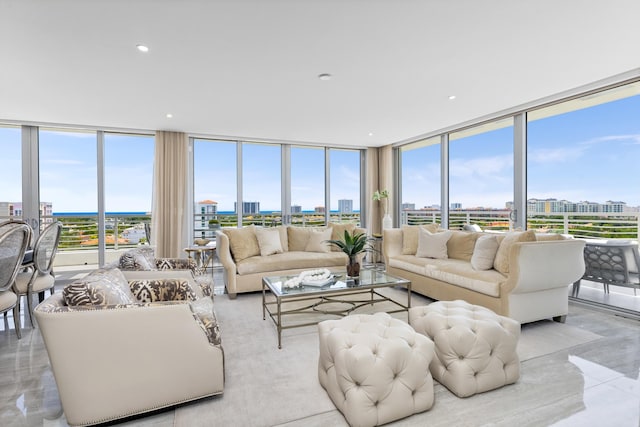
[194,238,211,246]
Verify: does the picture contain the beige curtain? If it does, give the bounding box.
[365,148,380,235]
[152,131,189,258]
[365,145,394,235]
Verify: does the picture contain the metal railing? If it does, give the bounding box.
[401,210,640,240]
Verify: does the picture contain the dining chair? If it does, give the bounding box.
[13,221,62,328]
[0,220,32,338]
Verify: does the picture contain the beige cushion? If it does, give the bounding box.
[471,234,500,271]
[416,229,452,259]
[255,227,284,256]
[493,230,537,274]
[402,224,442,255]
[306,228,332,253]
[288,226,311,252]
[222,225,260,261]
[236,252,346,275]
[329,223,356,252]
[447,231,480,261]
[275,225,289,252]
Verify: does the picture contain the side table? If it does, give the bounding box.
[184,244,216,275]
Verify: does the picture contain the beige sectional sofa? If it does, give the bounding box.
[383,225,586,323]
[217,224,365,298]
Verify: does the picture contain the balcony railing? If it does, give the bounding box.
[401,210,640,241]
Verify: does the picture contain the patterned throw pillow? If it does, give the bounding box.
[118,247,157,271]
[128,279,196,303]
[62,268,135,306]
[190,298,221,346]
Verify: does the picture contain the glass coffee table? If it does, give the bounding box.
[262,269,411,348]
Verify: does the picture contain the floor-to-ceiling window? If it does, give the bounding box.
[104,133,154,246]
[329,149,360,224]
[291,146,325,226]
[39,128,99,264]
[400,137,441,226]
[0,125,22,221]
[193,139,237,237]
[448,118,514,230]
[242,142,282,226]
[527,82,640,312]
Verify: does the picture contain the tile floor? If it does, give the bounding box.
[1,266,640,426]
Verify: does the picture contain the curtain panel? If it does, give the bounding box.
[152,131,189,258]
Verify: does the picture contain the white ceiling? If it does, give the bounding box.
[1,0,639,147]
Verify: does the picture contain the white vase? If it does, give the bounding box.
[382,213,392,230]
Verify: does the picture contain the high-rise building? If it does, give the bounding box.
[195,200,218,232]
[314,206,325,213]
[338,199,353,214]
[450,203,462,210]
[291,205,302,214]
[402,203,416,211]
[235,201,260,215]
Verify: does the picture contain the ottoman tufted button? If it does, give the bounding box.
[408,300,520,398]
[318,313,435,427]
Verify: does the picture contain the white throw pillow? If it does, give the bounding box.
[416,229,452,259]
[305,228,332,253]
[255,227,284,256]
[471,235,500,271]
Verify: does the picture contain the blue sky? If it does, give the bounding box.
[402,94,640,209]
[1,93,638,213]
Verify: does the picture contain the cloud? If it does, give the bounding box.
[449,154,513,179]
[581,134,640,145]
[528,146,585,163]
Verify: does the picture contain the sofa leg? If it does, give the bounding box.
[553,315,566,323]
[228,293,237,300]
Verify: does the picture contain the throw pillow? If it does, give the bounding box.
[129,279,196,302]
[222,225,260,262]
[402,223,442,255]
[305,228,332,253]
[447,231,480,261]
[493,230,537,274]
[416,228,452,259]
[63,268,135,306]
[471,235,500,271]
[288,226,311,252]
[329,222,356,252]
[275,225,289,252]
[255,227,284,256]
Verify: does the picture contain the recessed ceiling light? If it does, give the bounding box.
[448,95,456,100]
[318,73,332,81]
[136,44,149,53]
[368,132,374,137]
[166,113,173,118]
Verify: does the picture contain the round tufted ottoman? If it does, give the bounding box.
[318,312,435,427]
[409,300,520,398]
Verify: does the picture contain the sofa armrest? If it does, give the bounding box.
[216,230,238,297]
[34,294,224,426]
[382,228,403,264]
[507,239,586,294]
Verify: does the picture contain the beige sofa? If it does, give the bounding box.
[34,267,223,426]
[217,224,366,298]
[383,226,586,323]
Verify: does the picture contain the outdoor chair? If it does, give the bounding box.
[572,240,640,297]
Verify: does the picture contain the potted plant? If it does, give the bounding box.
[325,230,372,278]
[208,219,220,229]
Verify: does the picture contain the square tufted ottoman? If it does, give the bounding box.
[409,300,520,398]
[318,312,435,427]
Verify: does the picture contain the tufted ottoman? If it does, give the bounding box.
[409,300,520,398]
[318,312,435,427]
